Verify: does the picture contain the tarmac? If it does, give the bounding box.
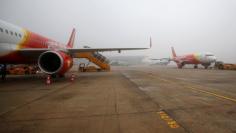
[0,66,235,133]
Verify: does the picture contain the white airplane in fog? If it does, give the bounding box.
[150,58,171,66]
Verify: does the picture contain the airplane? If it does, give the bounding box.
[150,58,171,66]
[149,47,217,69]
[0,19,150,80]
[171,47,217,69]
[110,60,129,66]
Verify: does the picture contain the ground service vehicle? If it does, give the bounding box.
[214,61,236,70]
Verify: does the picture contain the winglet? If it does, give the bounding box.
[171,46,177,57]
[150,37,152,48]
[67,28,76,48]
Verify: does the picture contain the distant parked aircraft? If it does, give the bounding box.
[150,47,217,69]
[150,58,170,65]
[170,47,217,69]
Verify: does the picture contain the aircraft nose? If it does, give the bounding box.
[206,56,216,62]
[211,56,217,62]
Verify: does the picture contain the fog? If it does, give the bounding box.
[1,0,236,63]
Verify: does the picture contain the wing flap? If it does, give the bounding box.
[16,47,149,59]
[68,47,148,53]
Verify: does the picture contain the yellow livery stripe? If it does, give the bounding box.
[16,28,30,50]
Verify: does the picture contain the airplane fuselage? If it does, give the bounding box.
[173,53,216,68]
[171,47,216,69]
[0,20,66,64]
[0,20,74,76]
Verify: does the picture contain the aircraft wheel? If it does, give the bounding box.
[178,65,183,69]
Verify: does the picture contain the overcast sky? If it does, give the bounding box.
[0,0,236,63]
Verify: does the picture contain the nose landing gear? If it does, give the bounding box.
[204,65,209,69]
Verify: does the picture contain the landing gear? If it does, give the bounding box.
[0,64,7,80]
[51,74,57,78]
[202,64,210,69]
[58,74,65,78]
[178,62,184,69]
[50,74,65,79]
[204,65,209,69]
[194,65,198,69]
[178,65,183,69]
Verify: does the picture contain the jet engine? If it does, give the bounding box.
[38,51,73,75]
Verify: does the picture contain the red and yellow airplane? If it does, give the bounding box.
[0,20,149,79]
[150,47,217,69]
[171,47,217,69]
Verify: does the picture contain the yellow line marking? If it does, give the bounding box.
[145,71,236,103]
[157,76,236,103]
[157,111,180,129]
[187,86,236,103]
[147,74,171,83]
[158,78,171,83]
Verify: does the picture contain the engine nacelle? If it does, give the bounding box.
[38,51,73,75]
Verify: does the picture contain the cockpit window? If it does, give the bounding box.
[0,27,3,32]
[206,54,213,56]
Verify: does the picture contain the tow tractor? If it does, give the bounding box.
[214,61,236,70]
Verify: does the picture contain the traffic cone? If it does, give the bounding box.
[46,75,51,85]
[70,74,75,82]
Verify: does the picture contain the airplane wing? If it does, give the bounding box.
[68,36,152,54]
[16,47,149,59]
[17,36,151,58]
[68,47,149,53]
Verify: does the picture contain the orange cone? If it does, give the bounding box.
[70,74,75,82]
[46,75,51,85]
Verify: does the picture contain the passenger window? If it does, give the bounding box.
[5,29,8,34]
[0,27,3,32]
[10,31,13,35]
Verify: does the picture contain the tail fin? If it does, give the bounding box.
[171,46,177,57]
[67,28,76,48]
